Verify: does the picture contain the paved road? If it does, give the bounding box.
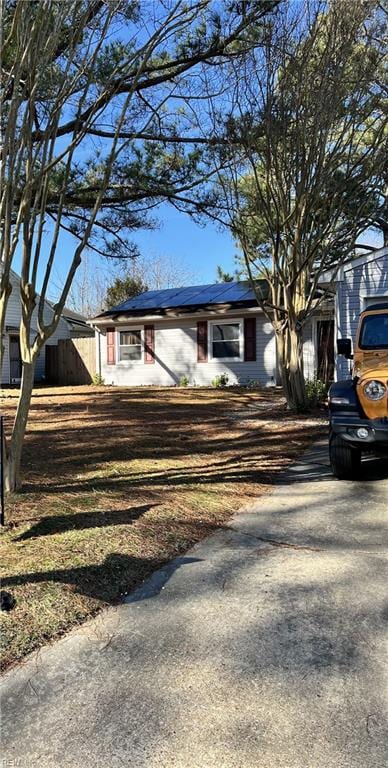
[1,443,387,768]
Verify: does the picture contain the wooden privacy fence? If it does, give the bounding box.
[46,337,96,385]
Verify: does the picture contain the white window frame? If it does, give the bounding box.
[209,318,244,362]
[362,294,388,309]
[117,326,144,364]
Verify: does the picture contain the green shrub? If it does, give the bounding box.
[91,373,105,386]
[178,375,189,387]
[305,378,328,407]
[211,373,229,388]
[246,378,261,390]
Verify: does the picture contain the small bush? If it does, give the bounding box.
[91,373,105,386]
[305,378,328,408]
[211,373,229,388]
[178,375,189,387]
[246,378,261,390]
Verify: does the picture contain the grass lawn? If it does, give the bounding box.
[0,385,324,671]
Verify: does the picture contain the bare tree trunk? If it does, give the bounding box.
[288,326,306,410]
[4,361,35,493]
[276,325,306,411]
[275,330,291,403]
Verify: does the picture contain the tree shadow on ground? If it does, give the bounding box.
[2,538,387,767]
[15,504,156,541]
[1,552,204,603]
[284,454,388,485]
[19,425,318,498]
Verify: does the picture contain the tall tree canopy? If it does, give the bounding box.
[208,0,386,409]
[105,275,148,309]
[0,0,277,491]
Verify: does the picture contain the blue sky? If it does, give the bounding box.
[12,202,240,297]
[131,203,238,284]
[12,200,383,301]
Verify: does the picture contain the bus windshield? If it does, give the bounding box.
[359,314,388,350]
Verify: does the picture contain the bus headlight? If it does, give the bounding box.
[363,380,386,401]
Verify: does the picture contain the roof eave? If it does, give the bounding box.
[90,300,264,326]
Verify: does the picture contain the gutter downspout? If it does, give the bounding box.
[93,325,102,379]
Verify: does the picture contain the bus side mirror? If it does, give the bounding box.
[337,338,353,359]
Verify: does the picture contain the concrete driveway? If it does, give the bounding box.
[1,442,387,768]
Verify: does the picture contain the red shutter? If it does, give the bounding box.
[144,324,155,364]
[106,328,116,364]
[244,317,256,361]
[197,320,208,362]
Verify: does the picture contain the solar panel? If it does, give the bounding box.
[179,283,234,305]
[114,287,181,311]
[106,280,267,315]
[220,282,255,301]
[160,284,217,307]
[148,285,211,309]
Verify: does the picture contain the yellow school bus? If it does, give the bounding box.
[328,302,388,478]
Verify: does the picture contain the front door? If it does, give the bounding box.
[9,335,22,382]
[316,320,335,383]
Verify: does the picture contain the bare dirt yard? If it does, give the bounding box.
[0,385,324,670]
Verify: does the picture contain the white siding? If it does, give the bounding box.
[100,314,277,387]
[336,249,388,379]
[302,320,315,380]
[1,271,71,384]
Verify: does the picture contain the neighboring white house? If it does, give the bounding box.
[91,281,332,387]
[1,269,92,385]
[49,305,95,340]
[321,246,388,379]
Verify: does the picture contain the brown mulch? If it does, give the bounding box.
[0,385,324,671]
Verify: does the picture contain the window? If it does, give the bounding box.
[210,321,242,360]
[359,315,388,350]
[119,330,142,361]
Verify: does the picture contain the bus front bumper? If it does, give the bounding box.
[330,414,388,451]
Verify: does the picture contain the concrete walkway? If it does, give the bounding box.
[1,443,388,768]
